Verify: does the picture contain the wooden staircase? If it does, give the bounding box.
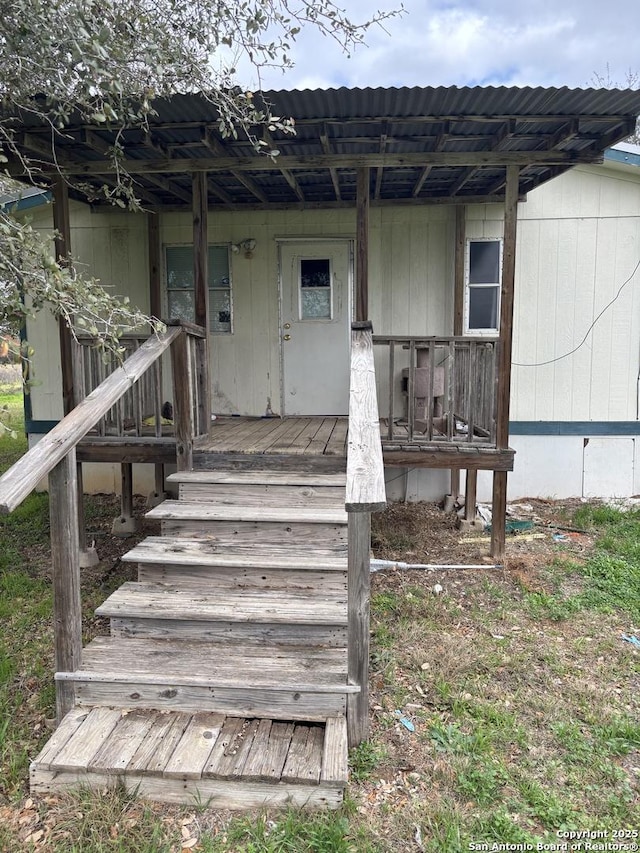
[30,469,352,808]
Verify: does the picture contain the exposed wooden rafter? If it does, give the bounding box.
[412,121,449,197]
[202,129,269,204]
[373,122,388,201]
[263,130,305,202]
[20,132,163,207]
[320,124,341,202]
[83,130,193,205]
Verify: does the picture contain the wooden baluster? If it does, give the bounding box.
[407,339,415,442]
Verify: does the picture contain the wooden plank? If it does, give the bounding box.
[31,707,89,770]
[147,500,348,525]
[110,617,347,647]
[192,451,346,472]
[345,325,386,512]
[247,720,294,781]
[281,725,324,785]
[50,450,82,722]
[52,707,123,771]
[73,682,347,723]
[89,709,156,772]
[203,716,244,776]
[325,419,349,457]
[168,470,346,486]
[122,536,348,570]
[321,717,348,787]
[164,712,225,779]
[241,719,274,781]
[210,719,260,780]
[382,448,515,471]
[286,419,330,455]
[261,418,315,454]
[305,418,341,455]
[209,417,283,453]
[31,770,345,809]
[177,482,344,508]
[159,520,348,546]
[96,582,347,625]
[135,564,347,593]
[127,712,191,774]
[77,438,177,464]
[74,636,348,686]
[58,149,603,177]
[347,511,370,747]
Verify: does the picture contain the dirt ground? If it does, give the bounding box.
[371,496,596,567]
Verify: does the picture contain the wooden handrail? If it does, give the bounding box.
[345,322,386,513]
[0,326,182,514]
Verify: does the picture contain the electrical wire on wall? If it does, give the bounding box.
[512,257,640,368]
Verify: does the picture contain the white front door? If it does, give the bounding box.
[279,240,352,415]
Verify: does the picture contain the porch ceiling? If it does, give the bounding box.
[11,85,640,210]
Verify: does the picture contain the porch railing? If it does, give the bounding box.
[0,321,207,721]
[345,321,386,747]
[373,335,499,446]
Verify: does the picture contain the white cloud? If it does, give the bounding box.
[252,0,640,91]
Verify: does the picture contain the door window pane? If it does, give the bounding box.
[299,258,332,319]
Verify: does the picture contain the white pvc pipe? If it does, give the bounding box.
[370,559,501,572]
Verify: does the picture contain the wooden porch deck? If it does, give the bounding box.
[193,416,513,472]
[194,417,349,471]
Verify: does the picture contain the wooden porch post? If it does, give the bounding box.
[446,205,466,512]
[52,179,98,565]
[52,178,74,417]
[148,212,162,320]
[491,165,520,558]
[147,212,167,505]
[356,167,370,322]
[192,172,211,429]
[49,448,82,722]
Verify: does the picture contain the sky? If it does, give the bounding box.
[247,0,640,91]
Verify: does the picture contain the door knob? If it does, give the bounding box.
[283,323,291,329]
[283,334,291,341]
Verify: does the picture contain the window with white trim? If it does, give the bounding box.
[165,245,232,333]
[465,238,502,334]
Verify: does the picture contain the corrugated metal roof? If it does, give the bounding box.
[11,85,640,209]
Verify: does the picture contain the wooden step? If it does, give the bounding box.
[122,536,347,590]
[30,706,348,808]
[122,537,348,569]
[96,581,347,646]
[146,501,348,544]
[167,471,347,485]
[58,637,354,720]
[166,471,346,509]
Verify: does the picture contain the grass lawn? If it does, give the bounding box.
[0,388,638,850]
